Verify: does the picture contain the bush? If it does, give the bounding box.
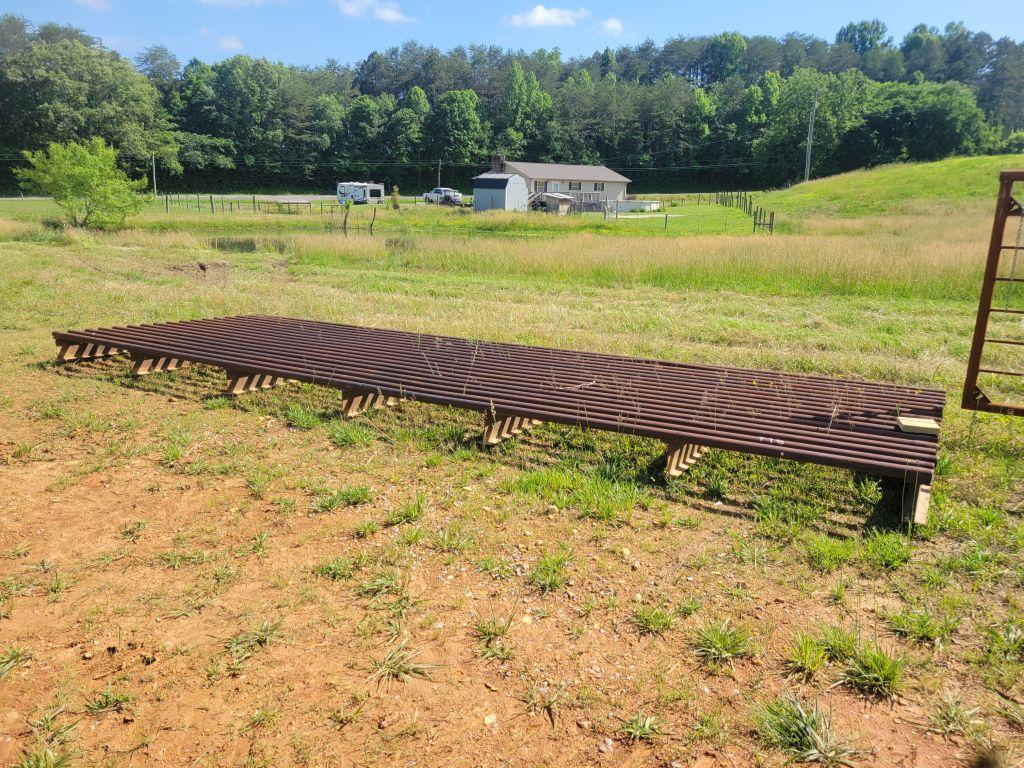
[16,138,148,229]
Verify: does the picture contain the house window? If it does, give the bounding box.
[534,181,547,193]
[568,181,581,191]
[593,182,605,192]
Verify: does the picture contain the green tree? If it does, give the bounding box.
[836,20,891,55]
[0,39,179,172]
[425,89,486,164]
[16,138,148,228]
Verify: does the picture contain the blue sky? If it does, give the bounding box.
[14,0,1024,65]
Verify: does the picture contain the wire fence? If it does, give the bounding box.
[154,192,772,237]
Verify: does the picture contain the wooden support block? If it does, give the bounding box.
[483,412,542,446]
[664,442,705,478]
[902,482,932,526]
[56,342,121,363]
[896,416,941,436]
[131,356,190,376]
[340,390,399,418]
[224,371,284,395]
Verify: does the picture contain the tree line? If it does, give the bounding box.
[1,14,1022,194]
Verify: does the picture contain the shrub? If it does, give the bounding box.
[16,138,147,229]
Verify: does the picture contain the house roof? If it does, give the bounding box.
[472,172,522,190]
[503,161,630,183]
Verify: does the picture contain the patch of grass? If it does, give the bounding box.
[313,556,360,581]
[13,746,75,768]
[620,713,662,743]
[225,620,282,664]
[385,492,426,526]
[503,467,649,524]
[311,485,373,512]
[473,611,515,661]
[158,549,209,569]
[928,693,984,736]
[528,546,573,593]
[981,617,1024,663]
[355,568,401,600]
[884,606,959,644]
[804,534,856,573]
[816,624,858,662]
[861,530,912,571]
[327,420,374,448]
[0,645,31,679]
[475,556,515,580]
[429,521,475,554]
[754,693,857,766]
[787,633,828,681]
[369,640,433,685]
[118,519,148,542]
[283,403,321,429]
[840,641,905,698]
[85,688,131,714]
[632,604,675,636]
[693,620,753,668]
[353,519,380,539]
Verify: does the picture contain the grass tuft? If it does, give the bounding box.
[528,546,573,593]
[754,693,857,766]
[693,620,753,668]
[840,641,905,698]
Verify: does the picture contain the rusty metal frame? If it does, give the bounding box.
[53,315,945,523]
[963,171,1024,416]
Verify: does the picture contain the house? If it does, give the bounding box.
[471,172,529,212]
[490,155,630,204]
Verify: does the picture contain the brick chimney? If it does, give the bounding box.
[491,153,506,173]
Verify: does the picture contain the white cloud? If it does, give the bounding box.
[507,4,588,28]
[599,17,623,36]
[334,0,412,23]
[72,0,112,11]
[217,34,244,50]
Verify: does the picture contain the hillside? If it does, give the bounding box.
[759,154,1024,217]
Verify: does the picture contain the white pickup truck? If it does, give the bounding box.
[423,187,463,205]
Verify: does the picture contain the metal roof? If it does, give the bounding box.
[503,161,630,183]
[472,172,522,190]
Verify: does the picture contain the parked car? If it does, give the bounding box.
[423,187,463,205]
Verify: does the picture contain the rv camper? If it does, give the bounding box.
[336,182,385,205]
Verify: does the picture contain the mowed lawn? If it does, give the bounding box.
[0,167,1023,767]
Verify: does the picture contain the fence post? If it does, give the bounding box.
[370,206,377,235]
[769,211,775,235]
[664,213,668,231]
[342,206,349,233]
[209,194,214,214]
[164,195,169,213]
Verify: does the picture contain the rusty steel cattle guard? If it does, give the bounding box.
[963,170,1024,416]
[54,315,944,523]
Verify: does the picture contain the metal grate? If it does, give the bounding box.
[53,315,945,521]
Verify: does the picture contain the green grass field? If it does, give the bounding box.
[1,156,1023,768]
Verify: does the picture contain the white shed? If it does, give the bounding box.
[472,173,529,212]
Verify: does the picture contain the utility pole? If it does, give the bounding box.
[804,94,819,183]
[151,155,158,196]
[437,159,441,188]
